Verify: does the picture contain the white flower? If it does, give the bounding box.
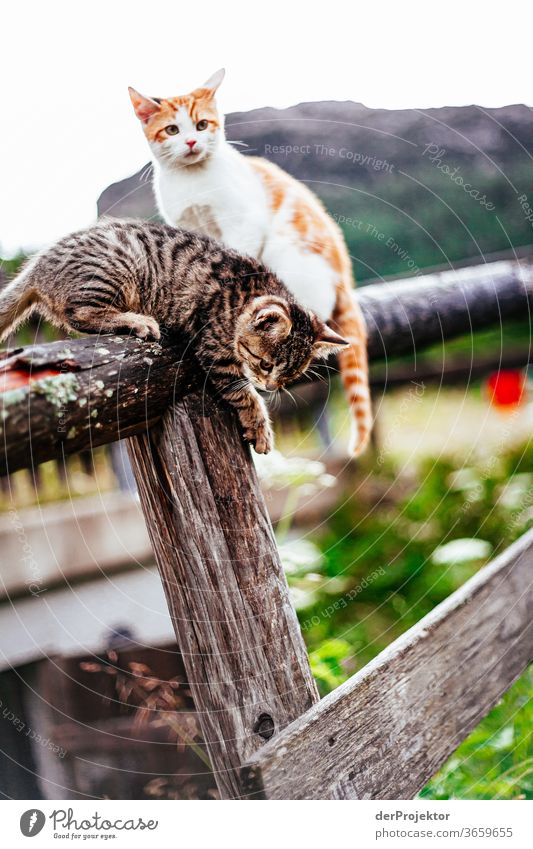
[253,449,334,493]
[431,538,492,566]
[497,474,533,509]
[289,585,319,610]
[278,539,324,575]
[446,468,481,492]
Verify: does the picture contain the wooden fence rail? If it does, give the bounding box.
[1,260,532,799]
[241,530,533,799]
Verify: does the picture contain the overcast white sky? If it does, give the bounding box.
[1,0,532,256]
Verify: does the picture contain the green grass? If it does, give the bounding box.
[291,437,533,799]
[421,667,533,799]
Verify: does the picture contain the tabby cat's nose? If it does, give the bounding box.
[265,380,278,391]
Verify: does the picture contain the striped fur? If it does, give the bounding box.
[0,219,348,455]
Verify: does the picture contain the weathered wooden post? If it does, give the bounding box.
[127,391,319,799]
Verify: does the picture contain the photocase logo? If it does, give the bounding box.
[20,809,46,837]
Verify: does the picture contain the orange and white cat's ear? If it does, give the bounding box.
[128,87,161,124]
[253,302,292,336]
[313,324,350,357]
[202,68,225,95]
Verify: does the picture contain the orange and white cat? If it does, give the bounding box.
[129,70,372,455]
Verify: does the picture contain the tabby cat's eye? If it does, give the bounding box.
[260,360,273,373]
[165,124,179,135]
[196,119,208,131]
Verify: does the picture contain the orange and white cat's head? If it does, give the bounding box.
[129,69,225,168]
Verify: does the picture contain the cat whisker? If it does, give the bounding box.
[269,390,282,412]
[281,386,298,407]
[307,368,327,383]
[219,377,251,396]
[264,388,282,410]
[316,363,340,374]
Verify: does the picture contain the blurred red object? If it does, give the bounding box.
[486,370,526,408]
[0,367,61,391]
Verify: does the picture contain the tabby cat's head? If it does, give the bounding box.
[129,70,225,168]
[235,296,348,392]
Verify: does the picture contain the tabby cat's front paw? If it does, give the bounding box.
[132,316,161,342]
[243,417,274,455]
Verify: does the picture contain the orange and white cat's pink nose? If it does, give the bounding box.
[186,139,197,150]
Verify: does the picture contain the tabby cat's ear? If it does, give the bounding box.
[128,88,161,124]
[202,68,225,94]
[314,323,350,356]
[253,302,292,336]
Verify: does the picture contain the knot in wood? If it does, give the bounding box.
[254,713,275,741]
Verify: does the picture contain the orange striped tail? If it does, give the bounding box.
[335,288,372,457]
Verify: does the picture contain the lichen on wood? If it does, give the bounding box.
[32,373,80,409]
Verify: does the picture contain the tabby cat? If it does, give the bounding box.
[129,69,372,455]
[0,219,348,454]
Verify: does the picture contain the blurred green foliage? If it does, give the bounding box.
[320,162,533,282]
[0,252,26,278]
[292,439,533,798]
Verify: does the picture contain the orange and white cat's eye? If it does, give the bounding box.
[165,125,179,135]
[196,120,208,131]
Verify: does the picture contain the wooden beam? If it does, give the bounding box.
[0,263,531,474]
[0,492,154,600]
[241,529,533,799]
[127,391,320,799]
[0,336,195,475]
[357,261,532,360]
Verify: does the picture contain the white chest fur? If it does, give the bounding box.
[155,146,270,257]
[154,143,338,321]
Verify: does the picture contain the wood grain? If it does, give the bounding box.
[358,261,533,360]
[0,335,195,475]
[127,392,319,799]
[241,529,533,799]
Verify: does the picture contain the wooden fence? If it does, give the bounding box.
[1,262,532,799]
